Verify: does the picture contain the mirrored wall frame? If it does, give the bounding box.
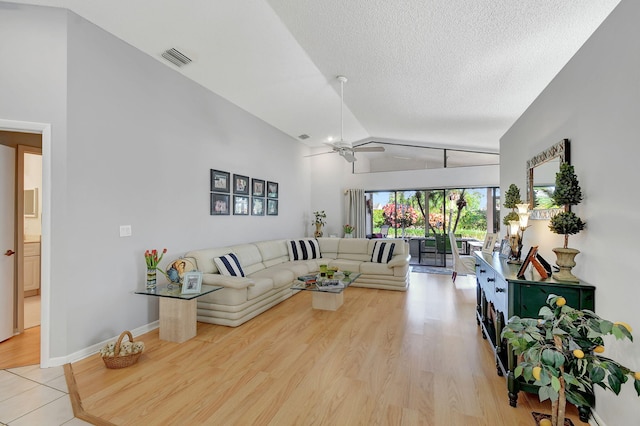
[526,138,570,220]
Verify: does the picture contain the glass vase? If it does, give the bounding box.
[146,267,157,289]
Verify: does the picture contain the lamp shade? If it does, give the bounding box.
[518,212,530,229]
[516,203,529,214]
[509,220,520,236]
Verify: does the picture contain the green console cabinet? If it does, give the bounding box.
[474,251,596,422]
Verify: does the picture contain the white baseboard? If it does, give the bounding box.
[45,321,159,368]
[590,409,606,426]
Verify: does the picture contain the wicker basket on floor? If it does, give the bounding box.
[101,331,142,369]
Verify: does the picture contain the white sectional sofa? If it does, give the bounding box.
[183,237,410,327]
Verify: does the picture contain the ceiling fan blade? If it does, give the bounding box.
[352,146,385,152]
[304,151,334,158]
[340,150,357,162]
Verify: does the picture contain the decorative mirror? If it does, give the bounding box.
[526,139,569,220]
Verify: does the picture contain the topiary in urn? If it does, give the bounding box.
[548,163,585,282]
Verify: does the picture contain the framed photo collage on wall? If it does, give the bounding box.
[210,169,278,216]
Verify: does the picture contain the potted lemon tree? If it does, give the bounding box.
[502,294,639,426]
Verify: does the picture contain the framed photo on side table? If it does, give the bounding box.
[181,271,202,294]
[482,233,498,254]
[499,239,511,258]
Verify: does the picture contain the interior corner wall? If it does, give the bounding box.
[1,3,311,359]
[500,1,640,424]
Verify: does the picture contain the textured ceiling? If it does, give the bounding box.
[6,0,621,152]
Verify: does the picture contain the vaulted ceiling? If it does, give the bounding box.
[7,0,621,153]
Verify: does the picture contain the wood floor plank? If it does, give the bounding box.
[70,272,587,425]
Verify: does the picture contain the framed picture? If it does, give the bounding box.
[499,238,511,258]
[252,197,265,216]
[267,199,278,216]
[233,195,249,215]
[233,174,250,195]
[482,233,498,254]
[267,181,279,198]
[211,193,230,215]
[517,246,539,278]
[210,169,230,193]
[252,178,265,197]
[181,271,202,294]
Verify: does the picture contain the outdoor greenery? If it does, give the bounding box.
[371,189,489,239]
[502,294,639,426]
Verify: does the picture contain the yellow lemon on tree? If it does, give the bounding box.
[539,419,552,426]
[634,371,640,381]
[573,349,585,359]
[594,345,605,353]
[556,297,567,307]
[614,321,633,333]
[532,366,542,381]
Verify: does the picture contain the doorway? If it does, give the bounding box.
[0,119,51,368]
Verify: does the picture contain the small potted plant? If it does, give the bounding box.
[548,163,585,282]
[343,224,355,238]
[313,210,326,238]
[502,294,639,426]
[503,184,523,261]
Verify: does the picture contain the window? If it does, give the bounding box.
[366,186,499,239]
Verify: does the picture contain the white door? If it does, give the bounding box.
[0,144,15,342]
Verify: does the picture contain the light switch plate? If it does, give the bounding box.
[119,225,132,237]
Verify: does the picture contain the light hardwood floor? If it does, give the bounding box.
[69,272,585,425]
[0,325,40,369]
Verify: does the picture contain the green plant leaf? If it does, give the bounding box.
[538,385,557,402]
[551,375,561,392]
[599,320,613,334]
[539,306,553,317]
[553,351,566,368]
[542,348,556,366]
[590,366,606,384]
[608,374,622,394]
[635,379,640,396]
[514,365,524,378]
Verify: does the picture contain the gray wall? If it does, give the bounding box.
[1,4,310,358]
[501,1,640,424]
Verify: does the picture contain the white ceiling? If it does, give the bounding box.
[7,0,621,153]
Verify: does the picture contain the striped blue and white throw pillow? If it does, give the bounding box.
[213,253,245,277]
[288,239,321,261]
[371,241,396,263]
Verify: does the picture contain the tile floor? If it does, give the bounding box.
[0,364,90,425]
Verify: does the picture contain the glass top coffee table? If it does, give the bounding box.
[292,273,360,311]
[135,284,222,343]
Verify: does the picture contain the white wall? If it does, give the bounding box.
[501,1,640,424]
[1,4,310,358]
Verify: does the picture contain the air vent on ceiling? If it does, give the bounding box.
[298,134,310,140]
[161,48,192,67]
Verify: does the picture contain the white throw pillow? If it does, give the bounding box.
[213,253,245,277]
[287,239,321,261]
[371,241,396,264]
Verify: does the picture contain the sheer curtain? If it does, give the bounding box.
[345,189,366,238]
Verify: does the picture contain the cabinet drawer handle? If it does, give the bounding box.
[487,278,495,282]
[479,269,486,273]
[496,287,506,293]
[475,264,480,267]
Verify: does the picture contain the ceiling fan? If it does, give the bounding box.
[306,75,385,163]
